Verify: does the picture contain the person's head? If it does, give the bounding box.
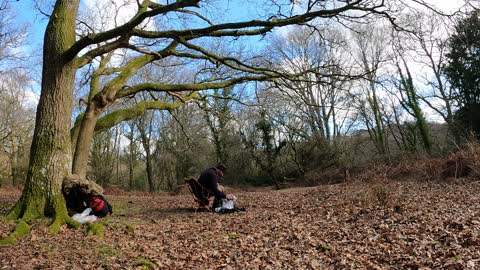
[216,163,226,176]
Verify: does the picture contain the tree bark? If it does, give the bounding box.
[7,0,80,233]
[137,116,155,192]
[145,149,155,192]
[127,124,136,191]
[72,101,103,177]
[9,137,17,187]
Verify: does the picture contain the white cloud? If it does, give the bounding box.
[421,0,467,13]
[24,89,40,109]
[81,0,155,32]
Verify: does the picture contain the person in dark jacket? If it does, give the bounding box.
[198,164,234,207]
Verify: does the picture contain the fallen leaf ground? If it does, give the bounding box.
[1,180,480,269]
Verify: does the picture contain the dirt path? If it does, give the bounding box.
[1,181,480,269]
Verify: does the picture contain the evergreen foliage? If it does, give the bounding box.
[444,11,480,137]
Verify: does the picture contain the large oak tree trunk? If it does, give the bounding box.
[6,0,80,234]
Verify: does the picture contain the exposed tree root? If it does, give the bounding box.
[49,213,80,234]
[1,214,80,246]
[87,222,105,238]
[1,195,81,245]
[0,220,30,246]
[5,199,24,221]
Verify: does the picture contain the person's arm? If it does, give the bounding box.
[211,182,226,199]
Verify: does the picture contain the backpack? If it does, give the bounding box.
[87,195,113,217]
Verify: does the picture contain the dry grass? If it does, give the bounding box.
[302,142,480,214]
[343,142,480,184]
[441,142,480,179]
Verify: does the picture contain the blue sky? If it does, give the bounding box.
[13,0,466,53]
[15,1,47,52]
[11,0,266,97]
[12,0,466,56]
[8,0,469,108]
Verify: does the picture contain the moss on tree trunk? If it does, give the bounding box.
[2,0,81,243]
[72,102,102,177]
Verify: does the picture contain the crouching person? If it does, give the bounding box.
[198,164,234,205]
[198,164,245,213]
[63,175,112,222]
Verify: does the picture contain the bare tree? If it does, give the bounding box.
[89,129,116,186]
[398,62,432,153]
[351,24,391,156]
[270,27,353,142]
[407,11,457,136]
[124,120,141,190]
[0,72,35,187]
[0,0,27,72]
[136,110,157,192]
[202,87,235,164]
[265,26,360,172]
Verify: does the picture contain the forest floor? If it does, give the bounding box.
[1,179,480,270]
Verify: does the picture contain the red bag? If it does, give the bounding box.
[90,197,105,213]
[86,195,113,217]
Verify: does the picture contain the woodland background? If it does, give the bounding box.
[1,0,479,191]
